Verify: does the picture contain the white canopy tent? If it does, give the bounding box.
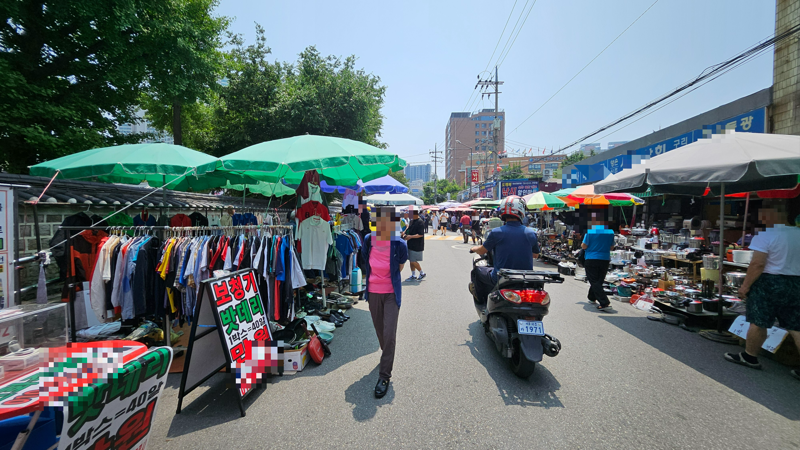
[364,192,424,206]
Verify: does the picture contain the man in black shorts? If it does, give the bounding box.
[724,203,800,381]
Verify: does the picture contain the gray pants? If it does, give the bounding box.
[368,292,399,380]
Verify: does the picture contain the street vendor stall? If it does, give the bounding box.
[596,131,800,344]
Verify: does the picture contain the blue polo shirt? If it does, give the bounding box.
[583,226,615,260]
[483,221,540,281]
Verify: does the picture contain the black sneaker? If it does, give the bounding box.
[374,379,389,398]
[418,272,427,280]
[724,352,762,370]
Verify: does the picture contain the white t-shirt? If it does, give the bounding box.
[343,189,359,210]
[748,224,800,275]
[300,183,323,205]
[296,216,333,270]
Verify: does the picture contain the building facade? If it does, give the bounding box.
[445,109,505,186]
[117,109,174,144]
[404,164,431,183]
[408,179,424,197]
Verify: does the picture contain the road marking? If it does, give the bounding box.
[425,236,462,240]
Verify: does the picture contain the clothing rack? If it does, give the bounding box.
[58,224,298,342]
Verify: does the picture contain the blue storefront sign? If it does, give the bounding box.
[500,179,539,198]
[479,182,496,199]
[562,107,767,187]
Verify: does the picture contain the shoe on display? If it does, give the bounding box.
[374,379,390,398]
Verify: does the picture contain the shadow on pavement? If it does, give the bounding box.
[600,314,800,421]
[164,372,267,438]
[344,364,395,421]
[287,306,379,379]
[577,301,619,314]
[463,321,564,408]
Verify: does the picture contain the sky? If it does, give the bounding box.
[214,0,776,179]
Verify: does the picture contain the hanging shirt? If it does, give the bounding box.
[343,189,359,210]
[170,214,193,227]
[296,216,333,270]
[296,201,331,223]
[300,184,323,205]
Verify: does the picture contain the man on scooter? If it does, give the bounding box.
[470,196,540,304]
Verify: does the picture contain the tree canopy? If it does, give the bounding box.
[0,0,229,172]
[422,179,463,204]
[196,26,387,156]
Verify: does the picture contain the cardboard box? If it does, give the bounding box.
[282,342,309,374]
[658,280,675,290]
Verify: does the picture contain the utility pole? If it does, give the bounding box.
[430,144,443,203]
[477,66,503,199]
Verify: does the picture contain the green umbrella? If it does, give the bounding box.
[524,191,567,210]
[29,143,255,191]
[218,135,406,186]
[225,181,296,197]
[472,199,501,209]
[550,187,576,197]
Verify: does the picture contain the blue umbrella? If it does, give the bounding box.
[317,175,409,194]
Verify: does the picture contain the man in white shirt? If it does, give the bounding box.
[725,202,800,382]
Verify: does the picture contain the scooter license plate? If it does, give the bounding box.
[517,320,545,336]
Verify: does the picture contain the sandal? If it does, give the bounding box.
[724,352,762,370]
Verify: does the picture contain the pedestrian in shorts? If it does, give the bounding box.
[402,209,427,281]
[724,202,800,382]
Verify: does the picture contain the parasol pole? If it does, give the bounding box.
[701,182,738,343]
[741,192,750,247]
[242,184,246,207]
[718,182,726,332]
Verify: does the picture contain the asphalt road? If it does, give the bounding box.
[151,238,800,449]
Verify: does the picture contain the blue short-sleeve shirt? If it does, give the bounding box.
[582,226,615,260]
[483,221,540,281]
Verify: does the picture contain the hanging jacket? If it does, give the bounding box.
[50,212,93,278]
[61,230,108,302]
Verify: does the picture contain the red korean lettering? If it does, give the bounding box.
[212,282,232,306]
[227,276,245,301]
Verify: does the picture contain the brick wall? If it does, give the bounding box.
[772,0,800,135]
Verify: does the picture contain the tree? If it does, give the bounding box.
[0,0,230,172]
[204,27,387,156]
[422,178,462,204]
[499,163,524,180]
[140,0,229,146]
[560,150,589,168]
[0,1,153,172]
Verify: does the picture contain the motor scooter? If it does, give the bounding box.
[469,252,563,378]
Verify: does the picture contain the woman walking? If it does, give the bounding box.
[431,211,440,235]
[363,206,408,398]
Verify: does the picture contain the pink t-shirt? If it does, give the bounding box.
[369,239,394,294]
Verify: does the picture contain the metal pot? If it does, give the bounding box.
[702,254,720,270]
[724,272,747,288]
[686,301,704,313]
[689,238,704,249]
[702,298,720,313]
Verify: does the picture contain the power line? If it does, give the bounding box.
[509,0,660,135]
[483,0,519,73]
[496,0,538,68]
[592,48,773,145]
[553,22,800,155]
[491,0,530,69]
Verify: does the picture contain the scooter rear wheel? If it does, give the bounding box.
[510,339,536,378]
